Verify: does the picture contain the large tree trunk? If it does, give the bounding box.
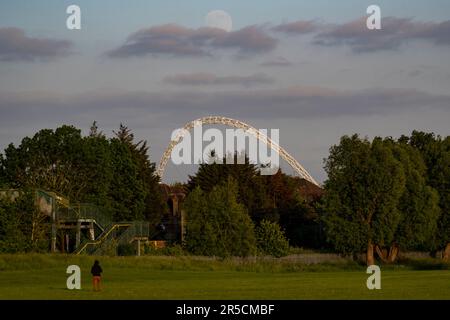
[375,244,399,263]
[375,245,388,263]
[367,242,375,266]
[388,244,399,263]
[444,243,450,261]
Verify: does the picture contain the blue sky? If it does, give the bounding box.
[2,0,450,38]
[0,1,449,183]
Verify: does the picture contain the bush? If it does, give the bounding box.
[256,220,290,257]
[117,243,136,256]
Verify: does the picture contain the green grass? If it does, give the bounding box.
[0,254,449,300]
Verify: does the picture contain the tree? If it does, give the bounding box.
[255,220,290,257]
[187,151,270,221]
[109,138,146,221]
[187,153,328,250]
[322,135,405,265]
[79,132,114,210]
[183,187,214,255]
[437,137,450,259]
[388,140,440,256]
[406,131,450,259]
[0,191,46,253]
[1,123,166,226]
[1,126,85,197]
[1,125,114,209]
[262,170,326,249]
[0,197,27,252]
[184,177,257,257]
[113,124,166,225]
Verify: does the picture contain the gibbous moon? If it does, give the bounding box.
[205,10,233,32]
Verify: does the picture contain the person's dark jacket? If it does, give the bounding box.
[91,263,103,277]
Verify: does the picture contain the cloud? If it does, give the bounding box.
[211,26,277,53]
[273,20,320,34]
[163,72,275,87]
[0,27,73,61]
[1,86,448,126]
[260,56,293,67]
[107,24,277,58]
[314,17,450,52]
[413,20,450,45]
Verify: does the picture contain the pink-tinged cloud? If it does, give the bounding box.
[0,27,73,62]
[107,24,277,58]
[164,72,275,87]
[211,26,277,53]
[314,17,450,52]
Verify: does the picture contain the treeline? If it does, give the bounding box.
[0,124,448,262]
[0,123,166,252]
[183,132,449,262]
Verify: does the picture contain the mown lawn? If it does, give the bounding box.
[0,254,448,299]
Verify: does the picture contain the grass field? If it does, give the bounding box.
[0,254,449,299]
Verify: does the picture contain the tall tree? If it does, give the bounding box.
[109,138,146,221]
[113,124,166,225]
[322,135,405,265]
[80,132,113,209]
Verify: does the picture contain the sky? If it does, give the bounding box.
[0,0,449,183]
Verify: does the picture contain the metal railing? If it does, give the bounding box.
[74,222,132,255]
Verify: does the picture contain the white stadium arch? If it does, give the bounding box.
[156,116,319,187]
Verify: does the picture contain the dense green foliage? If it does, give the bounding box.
[255,220,290,257]
[322,135,406,260]
[184,178,257,257]
[388,140,440,251]
[187,152,269,220]
[0,123,166,252]
[188,152,325,249]
[0,191,48,253]
[262,171,326,249]
[322,133,446,263]
[404,131,450,250]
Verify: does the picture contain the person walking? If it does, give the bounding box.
[90,260,103,291]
